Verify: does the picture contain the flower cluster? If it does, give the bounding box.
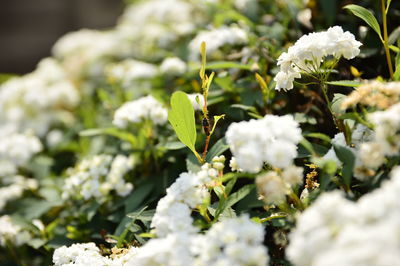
[189,25,248,61]
[354,103,400,177]
[0,58,80,136]
[106,59,159,88]
[341,81,400,110]
[53,242,134,266]
[62,154,134,202]
[274,26,362,91]
[193,215,269,266]
[287,167,400,266]
[226,114,302,172]
[151,165,213,237]
[0,176,38,211]
[0,215,31,247]
[113,96,168,128]
[0,129,42,176]
[256,166,303,205]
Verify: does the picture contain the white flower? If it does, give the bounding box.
[0,215,31,247]
[62,154,134,202]
[226,114,302,172]
[0,58,79,136]
[282,165,304,186]
[106,59,158,87]
[193,215,269,266]
[160,57,187,75]
[113,96,168,128]
[256,171,289,204]
[151,170,210,237]
[189,25,248,61]
[274,26,362,91]
[287,166,400,266]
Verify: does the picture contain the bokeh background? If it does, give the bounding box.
[0,0,122,74]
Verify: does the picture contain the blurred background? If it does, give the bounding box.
[0,0,123,74]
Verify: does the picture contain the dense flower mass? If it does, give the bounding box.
[287,167,400,266]
[0,58,79,136]
[113,95,168,128]
[2,0,400,265]
[274,26,362,91]
[226,114,302,172]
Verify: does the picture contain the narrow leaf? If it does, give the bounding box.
[344,4,383,41]
[326,80,362,87]
[79,128,137,146]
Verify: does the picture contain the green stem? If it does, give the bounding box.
[382,0,394,79]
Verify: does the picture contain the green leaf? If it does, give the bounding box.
[344,4,383,41]
[79,127,137,146]
[168,91,200,160]
[333,144,356,188]
[160,141,186,150]
[325,80,362,87]
[304,132,332,143]
[205,137,229,162]
[225,184,255,209]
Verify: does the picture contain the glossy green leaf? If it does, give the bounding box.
[344,4,383,41]
[168,91,199,158]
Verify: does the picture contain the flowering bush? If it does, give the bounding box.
[1,0,400,265]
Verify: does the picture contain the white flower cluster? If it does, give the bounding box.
[54,164,269,266]
[0,215,31,247]
[151,165,213,237]
[113,96,168,128]
[274,26,362,91]
[106,59,159,88]
[0,129,42,176]
[193,214,269,266]
[0,176,38,211]
[0,58,80,136]
[226,114,302,173]
[52,29,119,78]
[53,215,267,266]
[256,166,303,205]
[62,154,134,202]
[160,57,187,76]
[287,166,400,266]
[189,25,248,61]
[117,0,206,60]
[53,242,136,266]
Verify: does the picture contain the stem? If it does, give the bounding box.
[382,0,394,79]
[202,135,211,161]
